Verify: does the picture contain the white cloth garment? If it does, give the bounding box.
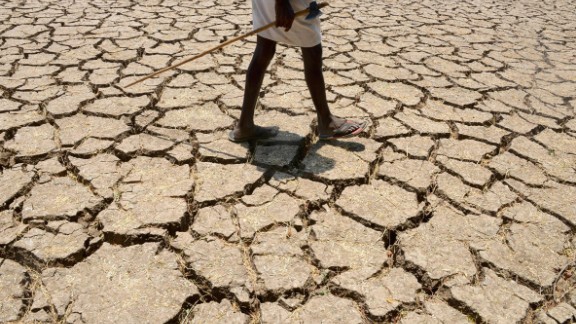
[252,0,322,47]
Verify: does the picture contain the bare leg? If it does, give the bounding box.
[302,44,365,138]
[230,36,279,141]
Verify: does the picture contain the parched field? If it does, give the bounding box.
[1,0,575,323]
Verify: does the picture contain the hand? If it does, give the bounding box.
[275,0,295,31]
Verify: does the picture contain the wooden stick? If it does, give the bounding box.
[124,2,328,88]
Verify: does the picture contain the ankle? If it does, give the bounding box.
[317,113,332,127]
[236,120,254,130]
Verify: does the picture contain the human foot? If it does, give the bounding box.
[318,118,367,140]
[228,125,279,142]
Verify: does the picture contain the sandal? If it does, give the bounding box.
[319,120,368,140]
[228,125,279,143]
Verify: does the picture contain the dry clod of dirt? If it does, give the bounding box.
[29,243,198,324]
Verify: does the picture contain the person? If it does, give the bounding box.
[228,0,367,142]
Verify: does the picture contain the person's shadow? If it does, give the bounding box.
[250,129,366,178]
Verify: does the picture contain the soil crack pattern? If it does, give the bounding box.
[1,0,575,323]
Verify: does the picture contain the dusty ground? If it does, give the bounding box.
[1,0,576,323]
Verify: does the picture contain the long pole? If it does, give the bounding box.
[124,2,328,88]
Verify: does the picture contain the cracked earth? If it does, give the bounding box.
[1,0,576,323]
